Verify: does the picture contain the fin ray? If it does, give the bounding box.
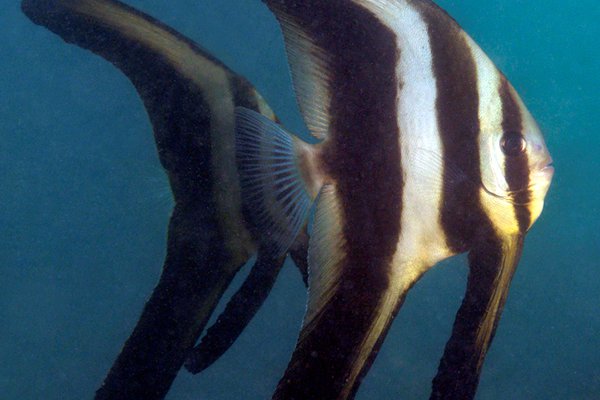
[236,107,312,257]
[303,185,346,330]
[265,3,333,140]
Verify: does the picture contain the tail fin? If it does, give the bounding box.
[236,108,316,257]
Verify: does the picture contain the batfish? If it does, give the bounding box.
[21,0,309,398]
[236,0,554,399]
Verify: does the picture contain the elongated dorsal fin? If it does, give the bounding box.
[263,1,337,141]
[22,0,276,203]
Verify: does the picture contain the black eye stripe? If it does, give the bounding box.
[500,132,526,157]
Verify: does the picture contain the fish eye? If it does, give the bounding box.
[500,132,527,157]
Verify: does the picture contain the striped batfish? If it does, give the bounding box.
[20,0,309,399]
[235,0,554,399]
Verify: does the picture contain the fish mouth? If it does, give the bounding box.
[538,160,555,180]
[542,163,555,172]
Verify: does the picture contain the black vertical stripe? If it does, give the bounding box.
[499,78,531,232]
[266,1,402,399]
[417,2,486,252]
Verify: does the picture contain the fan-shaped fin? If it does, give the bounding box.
[236,108,314,258]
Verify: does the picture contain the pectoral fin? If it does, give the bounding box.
[431,234,524,400]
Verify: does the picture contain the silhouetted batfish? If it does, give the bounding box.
[236,0,554,399]
[20,0,308,399]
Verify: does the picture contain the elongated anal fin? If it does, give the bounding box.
[288,224,310,286]
[236,108,314,258]
[185,251,286,374]
[274,186,406,400]
[431,234,524,400]
[184,227,311,374]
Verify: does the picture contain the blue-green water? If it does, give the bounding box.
[1,1,598,399]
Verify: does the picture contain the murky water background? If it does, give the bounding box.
[1,1,598,399]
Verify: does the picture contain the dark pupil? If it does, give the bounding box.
[501,133,525,156]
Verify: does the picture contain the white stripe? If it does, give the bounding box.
[465,34,520,235]
[468,34,507,195]
[342,1,453,395]
[356,0,452,272]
